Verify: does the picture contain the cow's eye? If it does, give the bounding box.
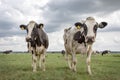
[26,29,28,33]
[84,26,87,31]
[83,25,87,35]
[83,24,87,30]
[93,25,98,33]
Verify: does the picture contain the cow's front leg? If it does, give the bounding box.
[86,45,92,75]
[65,51,72,70]
[31,51,34,67]
[38,54,42,68]
[67,54,72,70]
[41,52,46,71]
[32,52,37,72]
[71,53,77,72]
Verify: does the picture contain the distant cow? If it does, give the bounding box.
[92,50,100,55]
[61,50,65,56]
[3,50,12,54]
[20,21,49,72]
[63,17,107,75]
[101,50,111,56]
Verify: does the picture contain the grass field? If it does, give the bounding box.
[0,53,120,80]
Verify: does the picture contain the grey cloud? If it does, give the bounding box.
[0,19,25,37]
[42,0,120,33]
[46,0,120,15]
[99,25,120,32]
[0,0,120,37]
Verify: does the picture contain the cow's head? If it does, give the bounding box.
[20,21,44,42]
[82,17,107,44]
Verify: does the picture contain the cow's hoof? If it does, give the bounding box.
[33,70,37,72]
[43,69,46,71]
[87,71,92,75]
[71,67,76,72]
[69,67,72,70]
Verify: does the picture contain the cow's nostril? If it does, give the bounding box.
[86,36,95,44]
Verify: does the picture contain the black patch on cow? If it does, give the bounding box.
[20,24,27,30]
[29,24,49,49]
[37,29,49,48]
[101,50,110,56]
[83,24,87,36]
[74,22,83,27]
[101,22,107,27]
[93,24,98,33]
[38,23,44,28]
[73,31,86,46]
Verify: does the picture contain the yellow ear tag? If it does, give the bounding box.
[77,26,81,29]
[21,27,24,30]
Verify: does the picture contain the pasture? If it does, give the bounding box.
[0,53,120,80]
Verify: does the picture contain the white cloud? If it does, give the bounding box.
[47,30,64,51]
[0,1,1,5]
[93,32,120,51]
[0,36,27,51]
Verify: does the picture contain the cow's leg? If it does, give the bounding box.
[41,50,46,71]
[71,53,77,72]
[31,51,34,67]
[32,50,37,72]
[68,54,72,70]
[86,45,92,75]
[41,54,46,71]
[38,54,42,68]
[65,52,72,70]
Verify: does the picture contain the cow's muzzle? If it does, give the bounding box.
[86,36,95,44]
[26,37,32,42]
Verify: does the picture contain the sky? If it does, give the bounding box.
[0,0,120,51]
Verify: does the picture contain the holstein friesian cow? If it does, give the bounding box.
[101,50,111,56]
[61,50,65,56]
[3,50,12,54]
[20,21,49,72]
[63,17,107,75]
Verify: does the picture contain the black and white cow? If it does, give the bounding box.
[63,17,107,75]
[20,21,49,72]
[101,50,111,56]
[61,50,65,56]
[3,50,12,54]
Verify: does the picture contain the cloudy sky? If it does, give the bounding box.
[0,0,120,51]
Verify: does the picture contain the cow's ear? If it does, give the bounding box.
[99,22,107,28]
[74,22,83,29]
[20,25,27,30]
[38,23,44,28]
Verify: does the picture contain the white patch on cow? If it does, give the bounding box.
[36,45,45,53]
[85,17,96,38]
[27,21,36,38]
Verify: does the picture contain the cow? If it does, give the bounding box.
[61,50,65,56]
[92,50,100,55]
[63,17,107,75]
[101,50,111,56]
[20,21,49,72]
[3,50,12,54]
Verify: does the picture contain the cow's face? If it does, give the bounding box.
[83,17,107,44]
[20,21,44,42]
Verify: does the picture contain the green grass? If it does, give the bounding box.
[0,53,120,80]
